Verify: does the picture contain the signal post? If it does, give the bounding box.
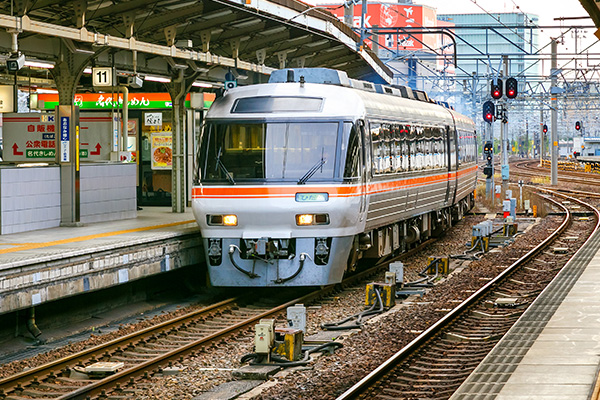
[483,100,495,200]
[483,59,518,201]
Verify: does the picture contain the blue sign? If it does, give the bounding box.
[60,116,70,162]
[61,117,70,141]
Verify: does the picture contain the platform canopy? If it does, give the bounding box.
[0,0,393,90]
[580,0,600,39]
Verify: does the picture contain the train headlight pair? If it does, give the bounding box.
[207,214,238,226]
[296,214,329,226]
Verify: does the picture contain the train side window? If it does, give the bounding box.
[370,122,383,174]
[381,123,392,173]
[342,122,361,179]
[391,125,401,173]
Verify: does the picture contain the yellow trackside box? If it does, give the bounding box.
[427,257,449,275]
[365,282,395,308]
[274,327,303,361]
[503,223,518,236]
[471,236,489,252]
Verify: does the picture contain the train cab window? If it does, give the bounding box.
[341,122,361,179]
[199,122,339,183]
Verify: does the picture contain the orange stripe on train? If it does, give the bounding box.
[192,165,477,199]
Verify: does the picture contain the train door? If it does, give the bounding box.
[358,119,369,220]
[446,125,458,205]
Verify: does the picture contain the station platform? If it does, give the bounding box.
[451,220,600,399]
[0,207,202,316]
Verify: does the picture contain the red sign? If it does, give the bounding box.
[327,4,443,52]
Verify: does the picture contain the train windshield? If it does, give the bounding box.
[199,122,339,183]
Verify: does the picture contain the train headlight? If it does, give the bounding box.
[207,214,238,226]
[297,214,314,225]
[296,214,329,226]
[223,215,238,226]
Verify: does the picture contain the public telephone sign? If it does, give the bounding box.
[3,114,57,162]
[3,112,114,163]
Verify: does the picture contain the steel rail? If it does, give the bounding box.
[0,297,237,393]
[336,190,586,400]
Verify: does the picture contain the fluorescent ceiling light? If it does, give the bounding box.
[25,60,55,69]
[145,75,171,83]
[17,163,49,167]
[192,81,213,88]
[35,88,59,93]
[83,67,92,74]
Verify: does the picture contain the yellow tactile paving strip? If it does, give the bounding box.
[0,220,195,255]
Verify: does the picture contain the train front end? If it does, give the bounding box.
[192,77,366,287]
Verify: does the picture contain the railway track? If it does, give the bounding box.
[0,239,434,400]
[512,159,600,187]
[335,189,599,400]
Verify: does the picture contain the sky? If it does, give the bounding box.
[418,0,596,51]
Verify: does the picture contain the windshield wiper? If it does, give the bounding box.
[298,149,326,185]
[215,147,236,184]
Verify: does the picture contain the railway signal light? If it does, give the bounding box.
[483,141,493,164]
[575,121,581,131]
[483,101,495,123]
[506,77,518,98]
[483,166,493,178]
[491,79,503,99]
[483,141,493,153]
[543,124,548,134]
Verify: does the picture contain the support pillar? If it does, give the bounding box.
[51,43,95,226]
[166,70,200,213]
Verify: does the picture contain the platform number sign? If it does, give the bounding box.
[92,67,113,87]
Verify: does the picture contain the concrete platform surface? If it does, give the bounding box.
[0,207,199,269]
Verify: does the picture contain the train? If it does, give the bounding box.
[192,68,477,287]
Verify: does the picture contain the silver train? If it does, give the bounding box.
[192,68,477,287]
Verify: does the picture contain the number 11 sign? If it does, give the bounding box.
[92,67,113,87]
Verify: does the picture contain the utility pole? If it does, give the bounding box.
[344,2,354,27]
[551,40,558,186]
[539,107,544,166]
